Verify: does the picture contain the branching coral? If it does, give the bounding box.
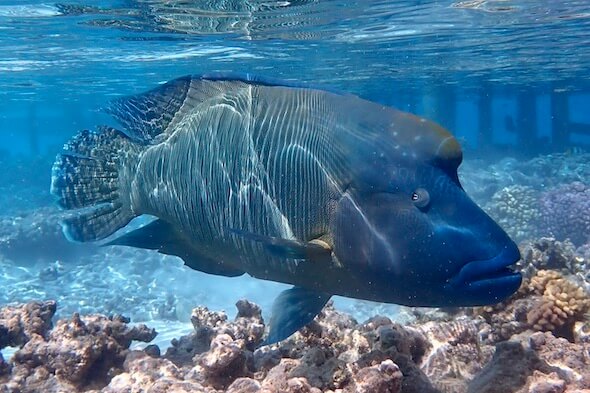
[472,267,590,344]
[525,270,590,340]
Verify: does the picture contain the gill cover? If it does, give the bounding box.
[330,111,521,307]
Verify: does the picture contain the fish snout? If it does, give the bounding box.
[433,199,523,305]
[446,237,522,305]
[450,240,520,286]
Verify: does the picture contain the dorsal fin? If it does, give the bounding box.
[198,72,347,96]
[105,76,192,143]
[105,73,347,144]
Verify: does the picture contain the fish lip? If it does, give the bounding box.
[450,243,521,286]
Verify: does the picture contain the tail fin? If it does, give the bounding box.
[51,126,141,242]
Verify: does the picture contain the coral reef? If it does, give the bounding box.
[519,242,590,340]
[460,152,590,206]
[484,185,541,242]
[538,181,590,246]
[466,340,564,393]
[0,300,56,348]
[166,301,433,393]
[574,244,590,289]
[525,153,590,187]
[1,303,156,392]
[1,292,588,393]
[519,238,579,278]
[1,300,431,393]
[418,318,494,393]
[525,270,590,340]
[519,237,590,294]
[473,268,590,344]
[464,330,590,393]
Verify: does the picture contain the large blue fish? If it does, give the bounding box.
[51,74,522,344]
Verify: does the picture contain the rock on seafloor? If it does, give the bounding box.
[1,295,589,393]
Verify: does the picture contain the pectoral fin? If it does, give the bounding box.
[264,286,331,345]
[228,228,332,261]
[106,219,244,277]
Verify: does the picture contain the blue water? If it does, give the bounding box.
[2,1,590,154]
[1,0,589,345]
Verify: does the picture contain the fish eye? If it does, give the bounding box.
[411,188,430,209]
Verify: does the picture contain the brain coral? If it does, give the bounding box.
[538,181,590,246]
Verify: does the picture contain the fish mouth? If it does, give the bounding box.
[450,244,522,287]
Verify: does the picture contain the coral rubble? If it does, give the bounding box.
[0,300,56,348]
[1,289,589,393]
[1,303,156,392]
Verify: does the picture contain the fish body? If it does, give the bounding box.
[51,74,522,343]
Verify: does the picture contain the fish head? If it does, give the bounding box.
[332,112,522,307]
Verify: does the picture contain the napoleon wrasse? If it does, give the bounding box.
[51,74,522,344]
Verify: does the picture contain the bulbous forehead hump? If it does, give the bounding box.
[390,111,462,168]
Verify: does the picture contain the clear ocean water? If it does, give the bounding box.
[1,0,589,350]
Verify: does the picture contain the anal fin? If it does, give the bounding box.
[264,286,331,345]
[106,219,244,277]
